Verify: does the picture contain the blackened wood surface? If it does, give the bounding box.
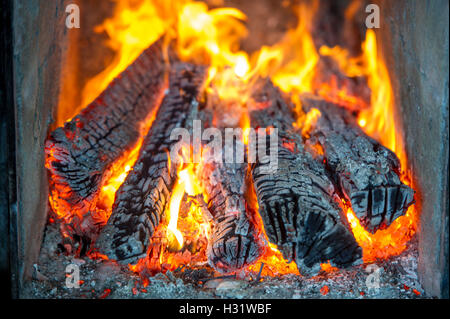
[96,63,207,264]
[300,94,415,233]
[200,140,266,273]
[45,38,168,208]
[249,80,362,276]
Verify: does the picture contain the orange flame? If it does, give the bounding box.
[299,107,321,136]
[358,30,407,166]
[79,0,178,110]
[166,179,186,251]
[351,30,416,262]
[345,200,417,263]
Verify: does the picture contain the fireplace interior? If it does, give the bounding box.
[1,0,448,299]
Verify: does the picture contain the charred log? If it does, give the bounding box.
[45,38,169,210]
[249,80,362,276]
[299,94,415,233]
[95,63,207,264]
[199,140,266,273]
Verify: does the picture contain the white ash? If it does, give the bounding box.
[21,220,426,299]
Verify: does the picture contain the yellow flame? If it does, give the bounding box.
[70,0,321,117]
[250,1,320,97]
[358,30,406,168]
[167,179,185,251]
[240,112,251,145]
[319,45,365,78]
[166,146,205,251]
[299,107,321,136]
[80,0,176,110]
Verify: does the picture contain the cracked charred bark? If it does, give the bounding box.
[45,38,169,211]
[96,63,207,264]
[199,138,266,273]
[299,94,415,233]
[249,80,362,276]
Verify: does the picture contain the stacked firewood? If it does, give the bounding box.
[45,39,414,276]
[45,38,169,239]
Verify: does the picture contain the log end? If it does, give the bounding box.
[207,213,267,273]
[296,209,363,276]
[95,221,149,265]
[349,184,415,234]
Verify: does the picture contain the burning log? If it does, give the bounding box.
[45,38,168,209]
[249,80,362,276]
[95,63,207,264]
[199,140,266,273]
[299,94,415,233]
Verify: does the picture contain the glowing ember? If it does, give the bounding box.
[246,188,299,276]
[320,285,330,295]
[248,242,299,277]
[320,262,339,273]
[344,200,417,263]
[46,111,157,231]
[128,146,212,274]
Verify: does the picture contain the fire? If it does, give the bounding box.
[345,201,417,263]
[129,146,213,274]
[175,1,251,104]
[79,0,176,111]
[166,157,206,252]
[46,123,153,230]
[176,2,248,71]
[318,45,365,78]
[98,139,143,211]
[248,242,299,277]
[322,29,417,262]
[50,0,417,274]
[166,179,185,251]
[247,201,299,276]
[82,0,251,106]
[320,262,339,273]
[320,29,407,168]
[358,30,407,167]
[251,1,320,96]
[240,112,251,145]
[220,0,320,113]
[299,107,321,137]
